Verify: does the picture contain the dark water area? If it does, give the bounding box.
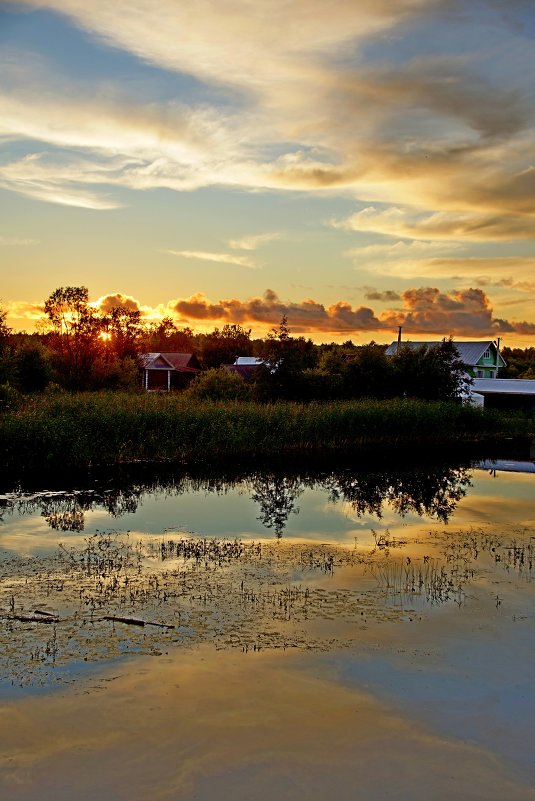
[0,439,533,543]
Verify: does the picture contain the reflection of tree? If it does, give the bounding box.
[102,489,141,517]
[44,510,85,532]
[11,458,472,536]
[40,496,88,532]
[324,466,471,523]
[250,475,303,538]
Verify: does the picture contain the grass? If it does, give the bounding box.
[0,391,531,474]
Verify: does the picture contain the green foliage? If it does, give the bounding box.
[342,344,393,399]
[298,368,344,401]
[185,368,252,401]
[255,316,317,400]
[0,383,21,412]
[501,347,535,379]
[15,341,52,392]
[392,340,471,401]
[0,393,527,473]
[89,355,141,391]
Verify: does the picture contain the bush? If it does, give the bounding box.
[185,368,252,401]
[15,342,52,392]
[0,383,22,412]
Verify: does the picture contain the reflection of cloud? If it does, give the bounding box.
[166,250,258,269]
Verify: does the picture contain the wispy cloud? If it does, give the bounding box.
[165,250,258,269]
[0,235,38,245]
[334,205,535,243]
[228,232,282,251]
[2,2,533,236]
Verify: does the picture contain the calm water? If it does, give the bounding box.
[2,453,535,800]
[1,455,535,552]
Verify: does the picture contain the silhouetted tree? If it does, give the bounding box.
[43,286,99,388]
[143,317,194,352]
[200,324,252,368]
[392,340,470,401]
[102,305,144,359]
[255,316,317,400]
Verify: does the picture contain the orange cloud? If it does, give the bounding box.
[170,287,535,338]
[93,293,142,314]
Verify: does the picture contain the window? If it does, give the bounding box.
[482,347,491,360]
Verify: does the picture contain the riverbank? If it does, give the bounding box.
[0,392,531,474]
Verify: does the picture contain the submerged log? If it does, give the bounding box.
[103,615,175,629]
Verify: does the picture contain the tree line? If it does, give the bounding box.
[1,284,523,404]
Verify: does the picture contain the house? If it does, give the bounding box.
[139,352,201,391]
[223,356,265,383]
[470,377,535,412]
[385,340,506,379]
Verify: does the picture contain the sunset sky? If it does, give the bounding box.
[1,1,534,343]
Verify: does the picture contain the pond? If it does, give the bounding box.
[1,449,535,800]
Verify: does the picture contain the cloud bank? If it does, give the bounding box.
[168,287,535,338]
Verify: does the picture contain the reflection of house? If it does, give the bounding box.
[477,459,535,475]
[223,356,264,382]
[139,352,201,391]
[385,340,506,379]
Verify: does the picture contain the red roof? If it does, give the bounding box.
[139,353,200,372]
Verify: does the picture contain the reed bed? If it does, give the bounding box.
[0,392,528,473]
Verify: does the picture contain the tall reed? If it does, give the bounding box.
[0,392,529,473]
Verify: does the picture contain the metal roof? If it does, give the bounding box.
[472,378,535,395]
[385,340,506,367]
[234,356,264,366]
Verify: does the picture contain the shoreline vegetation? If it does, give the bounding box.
[1,392,532,475]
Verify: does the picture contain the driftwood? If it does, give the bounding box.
[103,615,175,629]
[2,613,58,624]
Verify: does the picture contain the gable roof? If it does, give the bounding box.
[385,340,506,367]
[139,352,200,371]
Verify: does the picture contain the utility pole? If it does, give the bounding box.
[397,326,402,354]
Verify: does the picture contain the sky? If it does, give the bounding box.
[0,0,534,344]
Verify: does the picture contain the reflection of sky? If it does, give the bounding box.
[1,468,535,557]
